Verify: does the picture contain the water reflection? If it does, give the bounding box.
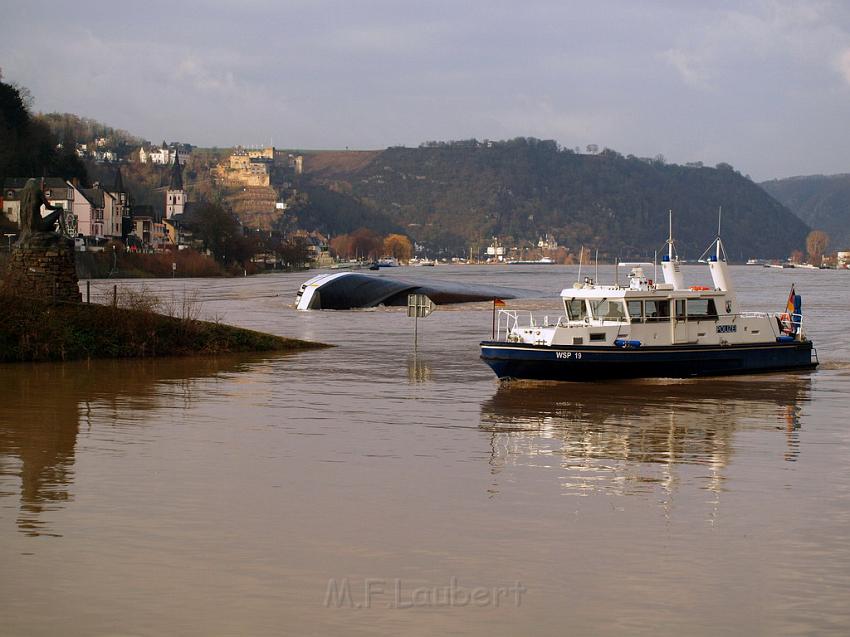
[480,375,811,499]
[0,355,282,537]
[406,352,434,383]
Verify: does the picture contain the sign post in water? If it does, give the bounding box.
[407,293,434,350]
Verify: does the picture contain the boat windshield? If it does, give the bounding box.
[564,298,587,321]
[588,298,626,321]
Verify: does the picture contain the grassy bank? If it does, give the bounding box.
[75,248,242,279]
[0,294,329,362]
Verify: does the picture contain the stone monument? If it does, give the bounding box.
[1,178,81,302]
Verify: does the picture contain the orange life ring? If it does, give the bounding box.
[689,286,711,291]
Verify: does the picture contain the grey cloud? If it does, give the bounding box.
[2,0,850,179]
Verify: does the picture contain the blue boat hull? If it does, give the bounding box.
[480,340,817,381]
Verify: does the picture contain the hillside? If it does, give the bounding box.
[302,150,381,178]
[760,174,850,250]
[301,139,808,260]
[0,79,88,187]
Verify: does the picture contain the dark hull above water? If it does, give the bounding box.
[304,272,538,310]
[480,340,818,381]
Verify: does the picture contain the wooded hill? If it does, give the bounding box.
[760,174,850,251]
[0,79,88,194]
[300,139,809,260]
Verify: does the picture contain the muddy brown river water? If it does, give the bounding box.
[1,265,849,636]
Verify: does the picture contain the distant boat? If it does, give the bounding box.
[507,257,556,265]
[331,260,368,270]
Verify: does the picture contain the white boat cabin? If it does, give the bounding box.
[499,239,802,348]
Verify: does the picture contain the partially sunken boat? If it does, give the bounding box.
[480,229,818,381]
[295,272,536,310]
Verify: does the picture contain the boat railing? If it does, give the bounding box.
[734,311,807,339]
[496,310,535,341]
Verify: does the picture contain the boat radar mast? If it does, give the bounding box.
[701,206,735,297]
[661,210,685,290]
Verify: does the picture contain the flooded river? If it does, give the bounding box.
[2,266,849,635]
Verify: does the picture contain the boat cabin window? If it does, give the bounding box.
[686,298,718,320]
[644,299,670,322]
[676,299,687,320]
[564,298,587,321]
[626,300,643,322]
[588,298,626,321]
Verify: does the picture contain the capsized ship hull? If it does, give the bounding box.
[480,340,817,381]
[296,272,539,310]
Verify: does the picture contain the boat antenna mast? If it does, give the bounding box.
[595,248,599,285]
[666,209,678,262]
[698,206,729,263]
[660,209,685,289]
[576,246,584,283]
[699,206,734,294]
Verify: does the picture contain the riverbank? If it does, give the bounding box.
[0,294,329,362]
[75,249,243,278]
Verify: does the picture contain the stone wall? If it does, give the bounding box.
[1,236,81,303]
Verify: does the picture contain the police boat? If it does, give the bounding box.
[480,233,818,381]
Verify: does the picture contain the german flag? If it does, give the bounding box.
[785,285,796,315]
[493,298,506,308]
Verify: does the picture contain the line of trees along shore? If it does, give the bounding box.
[329,229,413,261]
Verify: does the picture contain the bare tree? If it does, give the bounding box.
[806,230,829,266]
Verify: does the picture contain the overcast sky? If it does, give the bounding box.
[3,0,850,180]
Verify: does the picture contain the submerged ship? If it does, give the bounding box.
[295,272,538,310]
[480,227,818,381]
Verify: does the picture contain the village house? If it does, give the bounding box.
[290,230,333,267]
[132,212,167,249]
[80,184,124,239]
[138,143,192,165]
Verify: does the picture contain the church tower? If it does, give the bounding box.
[165,150,185,219]
[114,165,132,238]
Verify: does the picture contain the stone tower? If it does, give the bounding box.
[165,150,185,219]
